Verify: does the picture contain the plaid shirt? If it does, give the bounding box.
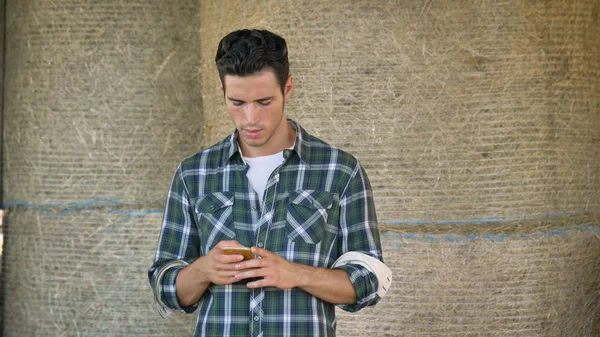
[149,120,384,337]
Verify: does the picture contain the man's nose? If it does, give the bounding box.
[244,103,259,125]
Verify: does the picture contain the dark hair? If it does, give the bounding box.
[215,29,289,94]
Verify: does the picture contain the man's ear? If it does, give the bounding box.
[284,75,293,102]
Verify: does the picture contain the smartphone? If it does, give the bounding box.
[222,246,255,260]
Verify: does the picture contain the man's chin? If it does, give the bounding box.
[242,138,267,149]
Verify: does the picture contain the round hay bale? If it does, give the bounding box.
[336,217,600,337]
[2,1,203,336]
[1,208,196,336]
[1,0,598,336]
[199,0,600,222]
[3,0,202,206]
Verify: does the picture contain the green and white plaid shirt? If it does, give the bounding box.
[149,120,384,337]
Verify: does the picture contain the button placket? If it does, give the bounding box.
[249,167,281,337]
[249,287,264,337]
[250,211,268,336]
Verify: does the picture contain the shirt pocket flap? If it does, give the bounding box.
[195,192,235,213]
[289,190,333,210]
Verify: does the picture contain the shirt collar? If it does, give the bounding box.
[223,119,312,166]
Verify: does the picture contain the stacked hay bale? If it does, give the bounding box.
[337,218,600,336]
[1,0,598,336]
[2,1,201,335]
[199,1,600,336]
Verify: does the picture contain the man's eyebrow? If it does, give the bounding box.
[226,96,274,102]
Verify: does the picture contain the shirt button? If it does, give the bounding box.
[251,206,257,211]
[257,242,263,248]
[253,316,259,321]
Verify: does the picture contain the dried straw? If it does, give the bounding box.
[336,218,600,337]
[2,0,599,336]
[2,0,202,336]
[198,1,600,334]
[0,209,4,254]
[3,0,203,206]
[2,208,197,336]
[200,0,600,222]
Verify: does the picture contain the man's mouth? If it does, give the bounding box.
[244,128,262,138]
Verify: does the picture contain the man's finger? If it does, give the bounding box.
[246,279,266,288]
[216,240,241,248]
[219,254,245,265]
[234,256,265,270]
[250,246,273,258]
[215,275,242,286]
[234,268,262,281]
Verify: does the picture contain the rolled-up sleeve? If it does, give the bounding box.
[335,263,381,312]
[148,164,201,314]
[336,161,384,312]
[151,265,198,313]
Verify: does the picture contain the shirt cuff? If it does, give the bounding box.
[334,264,380,312]
[331,252,392,299]
[154,264,199,315]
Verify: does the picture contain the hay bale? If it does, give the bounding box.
[1,208,196,336]
[196,1,600,334]
[336,218,600,337]
[200,0,600,222]
[3,0,202,206]
[1,0,598,336]
[2,1,203,335]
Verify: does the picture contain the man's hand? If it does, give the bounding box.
[234,247,357,305]
[176,240,247,306]
[194,240,248,285]
[233,246,298,289]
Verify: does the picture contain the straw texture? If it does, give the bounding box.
[1,0,599,336]
[200,0,600,222]
[2,1,202,336]
[198,1,600,335]
[3,0,202,206]
[1,209,196,336]
[336,218,600,337]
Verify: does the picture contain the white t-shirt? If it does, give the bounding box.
[243,151,285,204]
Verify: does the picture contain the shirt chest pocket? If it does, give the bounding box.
[286,190,334,244]
[194,192,236,253]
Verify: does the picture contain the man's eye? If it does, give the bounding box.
[258,100,272,106]
[231,101,243,106]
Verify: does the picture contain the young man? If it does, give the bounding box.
[149,29,391,337]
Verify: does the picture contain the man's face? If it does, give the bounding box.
[222,70,293,157]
